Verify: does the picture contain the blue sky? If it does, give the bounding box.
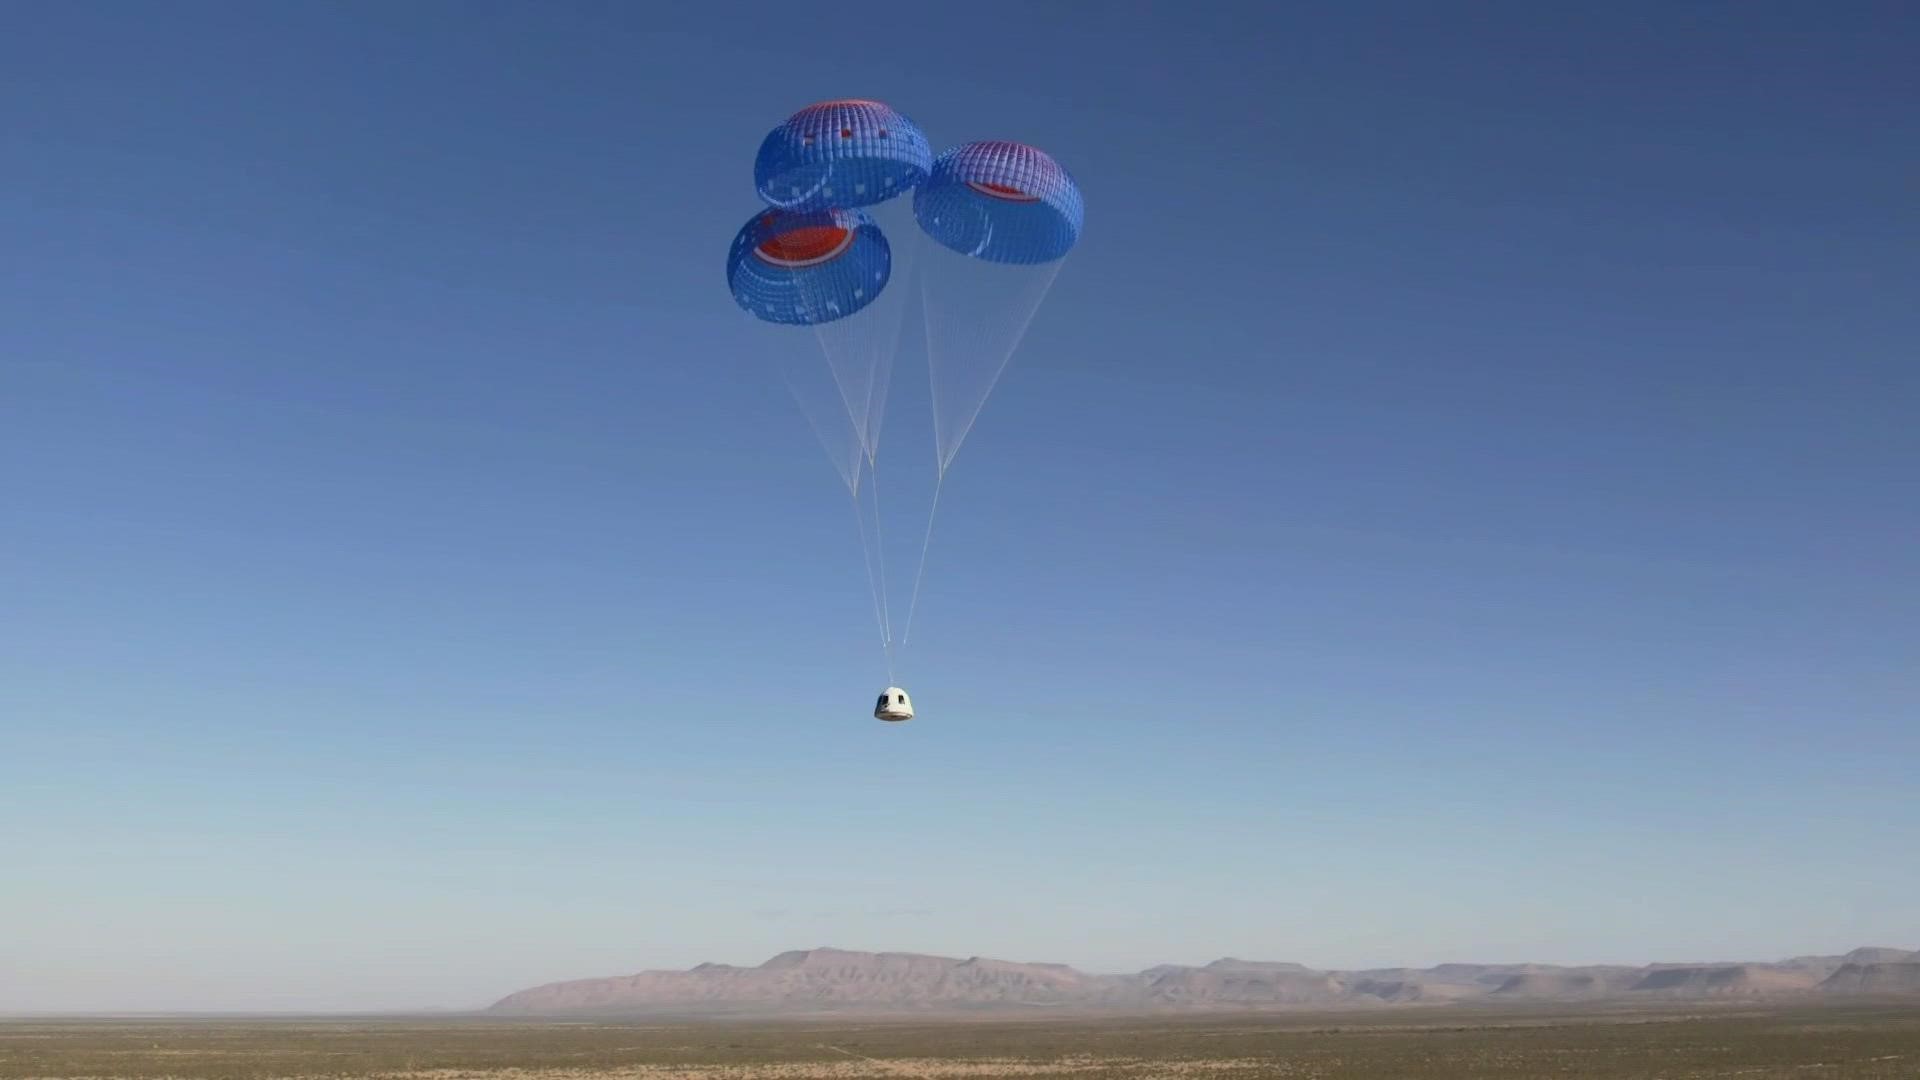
[2,1,1916,1012]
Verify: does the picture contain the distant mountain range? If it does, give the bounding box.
[488,946,1920,1016]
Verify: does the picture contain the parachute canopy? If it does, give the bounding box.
[727,207,891,326]
[726,102,1086,693]
[755,100,933,212]
[914,141,1084,264]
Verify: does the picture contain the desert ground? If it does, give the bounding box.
[5,1005,1919,1079]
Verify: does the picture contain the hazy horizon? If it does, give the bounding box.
[4,1,1915,1014]
[7,939,1918,1017]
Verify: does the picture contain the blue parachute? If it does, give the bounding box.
[913,141,1084,265]
[727,207,891,327]
[727,111,1088,704]
[755,100,933,212]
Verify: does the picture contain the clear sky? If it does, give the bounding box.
[2,1,1916,1013]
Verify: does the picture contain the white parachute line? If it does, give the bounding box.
[848,476,895,681]
[848,476,884,640]
[932,257,1064,473]
[779,353,861,494]
[857,325,881,465]
[864,289,899,462]
[766,225,866,493]
[868,444,895,652]
[899,472,944,648]
[851,304,894,462]
[806,196,915,470]
[854,210,889,466]
[863,205,920,465]
[920,268,947,474]
[761,192,901,679]
[864,343,893,467]
[809,313,867,463]
[905,249,1068,648]
[865,198,921,464]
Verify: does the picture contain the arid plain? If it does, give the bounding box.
[7,1005,1920,1080]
